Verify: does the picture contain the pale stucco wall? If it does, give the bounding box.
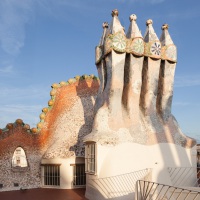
[85,142,197,200]
[41,157,85,189]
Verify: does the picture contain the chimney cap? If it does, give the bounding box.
[162,24,169,30]
[102,22,109,28]
[146,19,153,26]
[112,9,119,17]
[129,14,137,22]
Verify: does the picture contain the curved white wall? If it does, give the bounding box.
[86,142,197,200]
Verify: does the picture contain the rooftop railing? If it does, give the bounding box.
[87,168,152,199]
[168,167,200,187]
[136,180,200,200]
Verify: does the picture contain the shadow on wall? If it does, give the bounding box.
[143,58,194,184]
[69,157,86,188]
[70,77,98,157]
[86,169,151,200]
[135,179,200,200]
[167,167,199,187]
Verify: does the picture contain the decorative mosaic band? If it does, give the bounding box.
[104,32,127,55]
[144,40,161,59]
[126,37,144,56]
[95,31,177,64]
[161,44,177,62]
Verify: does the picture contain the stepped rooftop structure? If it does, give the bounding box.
[0,9,199,200]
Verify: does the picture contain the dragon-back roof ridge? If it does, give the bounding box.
[0,74,99,137]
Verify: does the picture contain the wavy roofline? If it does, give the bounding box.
[0,74,99,135]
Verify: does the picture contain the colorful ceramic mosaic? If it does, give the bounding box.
[104,32,126,55]
[112,32,127,52]
[130,37,144,56]
[144,41,161,59]
[97,30,176,63]
[150,42,161,56]
[161,44,177,62]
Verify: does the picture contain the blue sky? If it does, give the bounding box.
[0,0,200,141]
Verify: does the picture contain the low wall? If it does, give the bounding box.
[85,142,197,200]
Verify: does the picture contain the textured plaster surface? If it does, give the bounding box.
[0,125,42,191]
[85,10,196,200]
[0,78,99,191]
[41,78,98,159]
[0,9,196,196]
[85,10,195,148]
